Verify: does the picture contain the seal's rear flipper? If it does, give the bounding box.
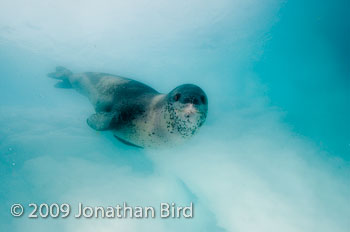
[48,66,73,88]
[48,66,73,80]
[54,79,72,88]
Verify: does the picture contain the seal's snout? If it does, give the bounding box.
[184,103,198,118]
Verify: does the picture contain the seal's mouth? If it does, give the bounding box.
[183,103,199,118]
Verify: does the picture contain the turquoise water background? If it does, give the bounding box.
[0,0,349,231]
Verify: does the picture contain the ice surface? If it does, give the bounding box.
[0,0,349,231]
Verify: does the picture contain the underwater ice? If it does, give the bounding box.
[0,0,349,231]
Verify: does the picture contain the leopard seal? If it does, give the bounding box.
[48,66,208,148]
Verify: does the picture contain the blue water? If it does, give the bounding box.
[0,0,349,231]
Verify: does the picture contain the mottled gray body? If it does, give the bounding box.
[48,66,208,148]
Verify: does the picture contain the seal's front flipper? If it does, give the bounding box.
[87,112,115,131]
[114,135,143,148]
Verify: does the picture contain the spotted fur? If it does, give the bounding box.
[48,67,208,148]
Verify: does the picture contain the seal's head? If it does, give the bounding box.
[166,84,208,138]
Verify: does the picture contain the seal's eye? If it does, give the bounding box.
[174,93,181,101]
[200,95,206,104]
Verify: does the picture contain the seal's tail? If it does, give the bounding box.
[47,66,73,88]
